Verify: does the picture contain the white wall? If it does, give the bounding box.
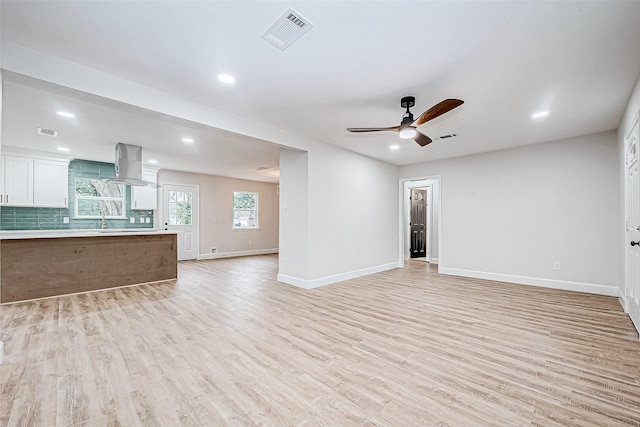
[278,149,309,280]
[400,131,620,295]
[307,143,399,280]
[158,170,279,257]
[278,143,400,288]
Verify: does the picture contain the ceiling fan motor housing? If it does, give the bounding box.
[401,96,416,125]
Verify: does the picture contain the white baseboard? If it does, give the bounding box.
[277,261,401,289]
[198,248,278,260]
[439,267,619,297]
[430,257,439,265]
[629,301,640,337]
[0,340,4,364]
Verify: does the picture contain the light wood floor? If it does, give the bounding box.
[1,255,639,426]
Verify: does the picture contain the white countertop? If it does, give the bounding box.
[0,229,178,240]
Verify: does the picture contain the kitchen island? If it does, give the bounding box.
[0,229,178,303]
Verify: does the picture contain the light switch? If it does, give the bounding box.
[139,218,145,223]
[130,217,135,223]
[145,218,150,223]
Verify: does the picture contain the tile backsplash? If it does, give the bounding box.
[0,159,154,231]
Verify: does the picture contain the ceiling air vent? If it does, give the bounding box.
[37,127,58,137]
[261,8,313,51]
[438,133,457,140]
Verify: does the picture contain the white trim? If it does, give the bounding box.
[399,175,442,268]
[439,267,619,297]
[198,248,278,260]
[430,257,439,265]
[0,341,3,364]
[277,262,401,289]
[629,300,640,336]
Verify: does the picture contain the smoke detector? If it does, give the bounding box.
[37,127,58,137]
[261,8,313,51]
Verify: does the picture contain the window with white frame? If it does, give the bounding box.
[233,191,258,228]
[74,177,126,218]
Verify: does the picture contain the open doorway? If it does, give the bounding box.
[401,177,440,265]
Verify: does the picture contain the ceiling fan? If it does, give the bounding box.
[347,96,464,146]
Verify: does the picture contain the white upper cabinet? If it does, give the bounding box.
[2,155,34,206]
[34,159,69,208]
[132,168,158,210]
[1,154,69,208]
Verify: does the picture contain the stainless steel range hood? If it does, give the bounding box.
[108,142,151,186]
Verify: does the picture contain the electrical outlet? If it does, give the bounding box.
[211,247,217,253]
[63,217,69,224]
[249,240,253,246]
[130,217,135,223]
[553,261,561,271]
[283,257,288,266]
[145,218,150,223]
[139,218,145,223]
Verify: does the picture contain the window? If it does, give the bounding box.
[233,191,258,228]
[167,190,192,225]
[74,177,126,218]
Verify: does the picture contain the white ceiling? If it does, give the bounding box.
[2,1,640,174]
[1,72,282,182]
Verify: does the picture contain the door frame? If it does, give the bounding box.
[623,112,640,334]
[409,186,430,260]
[399,176,441,268]
[159,182,199,261]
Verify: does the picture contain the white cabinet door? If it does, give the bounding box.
[132,169,157,210]
[34,159,69,207]
[3,155,34,206]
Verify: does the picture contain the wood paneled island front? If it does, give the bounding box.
[0,230,178,303]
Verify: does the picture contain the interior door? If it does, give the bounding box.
[410,188,427,258]
[625,118,640,334]
[164,184,198,261]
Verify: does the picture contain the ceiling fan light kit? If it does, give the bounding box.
[347,96,464,147]
[399,127,417,139]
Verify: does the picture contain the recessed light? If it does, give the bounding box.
[389,144,400,151]
[532,111,549,119]
[182,137,194,143]
[218,74,236,84]
[57,146,70,152]
[57,111,75,118]
[148,159,158,164]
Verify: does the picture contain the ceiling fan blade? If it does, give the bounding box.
[414,131,433,147]
[347,126,401,133]
[412,99,464,127]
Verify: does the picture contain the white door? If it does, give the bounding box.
[164,184,198,261]
[625,118,640,334]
